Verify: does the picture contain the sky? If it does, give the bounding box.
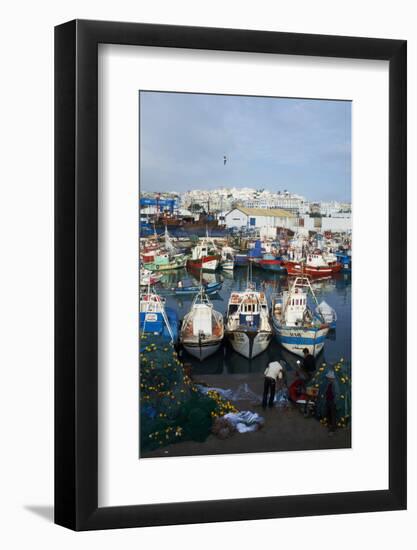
[139,91,351,202]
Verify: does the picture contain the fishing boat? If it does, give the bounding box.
[225,282,272,359]
[234,252,249,266]
[140,266,163,286]
[186,235,221,272]
[247,239,264,260]
[334,251,352,273]
[256,253,286,272]
[142,249,187,271]
[159,280,222,296]
[315,300,337,330]
[284,253,342,277]
[141,226,188,271]
[220,246,235,271]
[271,276,329,357]
[180,287,224,360]
[139,288,179,344]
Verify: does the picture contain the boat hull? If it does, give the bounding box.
[272,320,328,357]
[186,255,220,272]
[182,339,222,361]
[284,261,342,277]
[139,307,179,345]
[163,281,222,296]
[226,329,272,359]
[234,254,248,266]
[258,260,286,272]
[221,260,234,271]
[143,258,187,271]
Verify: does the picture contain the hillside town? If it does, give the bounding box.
[140,187,351,236]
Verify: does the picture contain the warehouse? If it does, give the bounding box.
[224,207,296,230]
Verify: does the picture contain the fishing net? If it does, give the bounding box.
[306,358,351,429]
[140,334,238,452]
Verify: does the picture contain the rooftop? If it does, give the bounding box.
[231,206,296,218]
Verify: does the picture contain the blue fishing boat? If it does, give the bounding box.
[334,252,352,273]
[256,253,287,272]
[271,276,330,357]
[140,290,178,344]
[159,280,222,296]
[247,239,264,259]
[234,253,249,266]
[235,239,264,267]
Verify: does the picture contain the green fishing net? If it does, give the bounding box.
[306,359,352,429]
[140,335,237,452]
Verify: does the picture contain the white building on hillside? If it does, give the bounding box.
[243,191,306,214]
[224,207,296,230]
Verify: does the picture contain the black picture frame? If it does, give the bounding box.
[55,19,407,531]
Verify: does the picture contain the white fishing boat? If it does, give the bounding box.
[315,300,337,329]
[140,266,163,286]
[180,287,224,361]
[220,246,235,271]
[225,283,272,359]
[271,276,330,357]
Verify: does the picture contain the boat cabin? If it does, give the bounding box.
[190,304,213,337]
[140,294,166,334]
[227,291,268,329]
[282,288,309,326]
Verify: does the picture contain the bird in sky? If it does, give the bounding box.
[223,155,227,165]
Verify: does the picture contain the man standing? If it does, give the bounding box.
[302,348,316,377]
[262,361,284,409]
[325,370,337,435]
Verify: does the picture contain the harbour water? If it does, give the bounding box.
[158,267,351,376]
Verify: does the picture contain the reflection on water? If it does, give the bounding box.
[158,267,351,375]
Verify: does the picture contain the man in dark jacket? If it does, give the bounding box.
[325,370,337,435]
[302,348,316,377]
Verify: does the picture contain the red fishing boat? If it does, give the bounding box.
[284,253,342,277]
[186,236,221,272]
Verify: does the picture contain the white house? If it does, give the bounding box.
[224,207,296,230]
[299,214,352,233]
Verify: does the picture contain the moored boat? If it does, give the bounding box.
[334,251,352,273]
[186,235,221,272]
[271,276,329,357]
[225,283,272,359]
[284,253,342,277]
[140,289,178,344]
[220,246,235,271]
[180,287,224,361]
[159,280,222,296]
[141,226,188,271]
[256,253,286,272]
[142,249,187,271]
[315,300,337,329]
[234,253,249,266]
[140,266,163,286]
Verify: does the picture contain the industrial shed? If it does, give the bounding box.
[224,207,296,230]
